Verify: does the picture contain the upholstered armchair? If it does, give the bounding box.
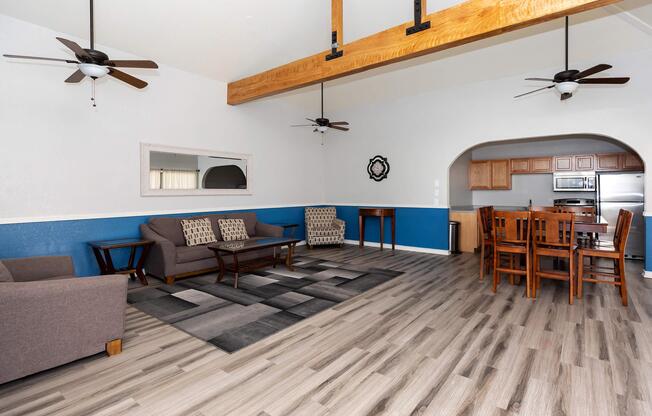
[305,207,346,248]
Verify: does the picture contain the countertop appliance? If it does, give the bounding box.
[553,172,596,192]
[597,172,645,259]
[554,198,595,207]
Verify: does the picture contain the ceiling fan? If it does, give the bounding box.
[292,83,349,133]
[515,16,630,101]
[3,0,158,103]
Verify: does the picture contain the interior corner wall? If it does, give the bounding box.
[0,15,326,274]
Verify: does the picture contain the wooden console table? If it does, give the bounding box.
[359,207,396,251]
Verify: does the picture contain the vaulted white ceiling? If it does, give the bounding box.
[1,0,651,87]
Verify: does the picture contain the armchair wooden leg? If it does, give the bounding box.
[106,339,122,356]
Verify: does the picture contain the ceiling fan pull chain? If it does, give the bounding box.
[91,78,97,107]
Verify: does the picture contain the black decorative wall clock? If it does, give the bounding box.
[367,155,390,182]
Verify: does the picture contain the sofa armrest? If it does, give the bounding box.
[140,224,177,279]
[255,222,284,238]
[0,275,127,384]
[332,218,345,230]
[2,256,75,282]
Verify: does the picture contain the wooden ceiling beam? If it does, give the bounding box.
[227,0,621,105]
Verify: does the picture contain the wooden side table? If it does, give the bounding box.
[269,223,299,239]
[88,238,154,285]
[359,207,396,251]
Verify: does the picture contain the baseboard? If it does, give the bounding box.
[343,239,449,256]
[642,270,652,279]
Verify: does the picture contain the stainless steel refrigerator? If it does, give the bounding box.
[597,172,645,259]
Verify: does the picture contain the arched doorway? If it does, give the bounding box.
[447,133,645,259]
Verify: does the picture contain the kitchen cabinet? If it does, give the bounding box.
[530,157,553,173]
[510,158,530,174]
[554,156,573,171]
[574,154,594,171]
[469,161,492,190]
[596,153,621,171]
[491,160,511,189]
[449,211,479,253]
[622,153,644,171]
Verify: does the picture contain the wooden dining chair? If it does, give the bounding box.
[556,206,597,246]
[531,211,576,304]
[576,209,633,306]
[492,211,531,297]
[529,206,559,213]
[477,206,494,281]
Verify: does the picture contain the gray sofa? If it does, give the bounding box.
[0,256,127,385]
[140,212,283,285]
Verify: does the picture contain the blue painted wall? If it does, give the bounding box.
[0,205,451,277]
[335,206,449,251]
[0,207,308,277]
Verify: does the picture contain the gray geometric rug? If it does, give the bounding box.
[127,256,403,353]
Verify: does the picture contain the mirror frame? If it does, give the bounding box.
[140,143,253,197]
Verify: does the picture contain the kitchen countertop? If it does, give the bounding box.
[449,205,528,212]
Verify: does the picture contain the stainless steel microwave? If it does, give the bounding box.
[553,172,596,192]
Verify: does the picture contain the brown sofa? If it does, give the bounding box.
[0,256,127,385]
[140,212,283,285]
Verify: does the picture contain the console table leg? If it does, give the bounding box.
[392,215,396,251]
[380,215,385,251]
[359,216,365,248]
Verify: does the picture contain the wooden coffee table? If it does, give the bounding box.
[208,237,300,288]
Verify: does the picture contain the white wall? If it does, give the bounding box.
[0,15,324,223]
[322,47,652,210]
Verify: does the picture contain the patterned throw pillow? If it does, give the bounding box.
[218,219,250,241]
[181,218,217,247]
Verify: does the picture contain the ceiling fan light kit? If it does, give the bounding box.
[3,0,158,106]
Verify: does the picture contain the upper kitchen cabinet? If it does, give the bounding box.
[510,158,530,174]
[596,153,621,171]
[491,160,511,189]
[554,156,573,171]
[530,157,553,173]
[574,154,595,171]
[469,160,492,190]
[621,153,644,171]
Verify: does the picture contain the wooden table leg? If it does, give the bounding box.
[391,214,396,251]
[380,215,385,251]
[286,243,295,270]
[233,253,240,288]
[359,215,365,248]
[127,246,137,281]
[215,252,225,283]
[102,249,117,274]
[134,244,151,286]
[92,247,108,274]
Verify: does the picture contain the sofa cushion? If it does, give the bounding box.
[225,212,257,237]
[218,219,250,241]
[308,228,341,237]
[149,217,186,246]
[181,218,218,247]
[176,245,214,264]
[0,262,13,282]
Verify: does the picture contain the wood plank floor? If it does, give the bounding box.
[1,246,652,416]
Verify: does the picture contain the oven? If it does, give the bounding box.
[553,172,596,192]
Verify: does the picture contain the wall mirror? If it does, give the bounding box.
[141,143,252,196]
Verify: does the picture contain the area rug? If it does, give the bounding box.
[127,256,403,353]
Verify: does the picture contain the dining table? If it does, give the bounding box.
[572,215,608,234]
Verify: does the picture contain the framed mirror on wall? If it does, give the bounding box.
[140,143,252,196]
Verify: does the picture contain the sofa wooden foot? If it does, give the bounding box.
[106,339,122,356]
[165,276,175,285]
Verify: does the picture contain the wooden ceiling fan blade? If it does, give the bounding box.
[64,69,85,83]
[56,37,90,59]
[329,125,349,131]
[306,118,318,123]
[525,77,554,82]
[329,121,349,126]
[4,54,78,64]
[291,124,317,127]
[104,60,158,69]
[574,64,612,80]
[514,85,554,98]
[108,68,147,89]
[577,77,630,84]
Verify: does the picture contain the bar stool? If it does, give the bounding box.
[477,206,494,281]
[577,209,633,306]
[492,211,531,297]
[531,211,576,304]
